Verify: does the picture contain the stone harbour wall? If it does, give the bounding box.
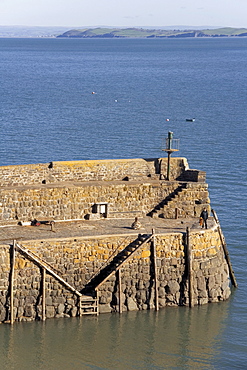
[0,227,230,322]
[0,157,189,187]
[0,181,209,224]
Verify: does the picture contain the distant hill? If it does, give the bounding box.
[1,26,246,39]
[57,27,247,38]
[0,26,72,38]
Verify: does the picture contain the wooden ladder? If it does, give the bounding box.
[80,294,98,315]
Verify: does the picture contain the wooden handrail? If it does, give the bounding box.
[96,233,154,290]
[15,242,82,296]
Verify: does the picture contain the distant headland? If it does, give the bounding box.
[0,26,246,39]
[57,27,247,39]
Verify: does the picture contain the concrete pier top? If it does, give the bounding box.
[0,216,215,245]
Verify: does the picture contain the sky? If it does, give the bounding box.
[0,0,246,28]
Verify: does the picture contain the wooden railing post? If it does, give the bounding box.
[42,268,46,321]
[10,240,16,325]
[186,227,194,308]
[96,290,99,316]
[117,269,122,314]
[152,229,159,311]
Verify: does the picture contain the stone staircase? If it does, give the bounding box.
[83,233,153,292]
[148,183,187,219]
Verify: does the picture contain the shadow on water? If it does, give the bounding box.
[0,299,233,370]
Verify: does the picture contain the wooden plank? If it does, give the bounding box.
[211,209,238,288]
[81,311,98,315]
[118,269,122,314]
[95,290,99,316]
[152,229,159,311]
[42,268,46,321]
[78,296,82,317]
[10,240,16,325]
[186,227,194,308]
[15,243,82,297]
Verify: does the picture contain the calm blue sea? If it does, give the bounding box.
[0,37,246,369]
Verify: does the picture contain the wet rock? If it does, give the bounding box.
[167,280,180,295]
[126,297,138,311]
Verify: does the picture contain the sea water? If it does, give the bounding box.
[0,37,246,369]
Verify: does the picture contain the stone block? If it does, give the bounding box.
[167,280,180,295]
[136,290,146,303]
[158,286,166,298]
[46,305,55,318]
[198,289,208,299]
[222,286,231,300]
[158,298,166,307]
[57,303,65,314]
[208,288,217,299]
[215,273,222,285]
[221,279,230,291]
[126,297,138,311]
[71,307,78,317]
[208,267,217,275]
[24,304,34,317]
[207,276,216,290]
[198,297,208,305]
[45,297,53,306]
[0,304,6,322]
[54,297,66,305]
[137,280,144,290]
[25,296,36,305]
[170,258,177,266]
[99,303,112,314]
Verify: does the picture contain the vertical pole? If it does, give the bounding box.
[152,229,159,311]
[175,207,178,219]
[10,240,16,325]
[95,289,99,316]
[166,132,173,181]
[118,269,122,314]
[168,131,173,150]
[211,209,238,287]
[186,227,194,307]
[167,152,171,181]
[42,268,46,321]
[78,295,82,317]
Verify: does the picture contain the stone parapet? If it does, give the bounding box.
[0,157,189,187]
[177,169,206,182]
[0,226,230,322]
